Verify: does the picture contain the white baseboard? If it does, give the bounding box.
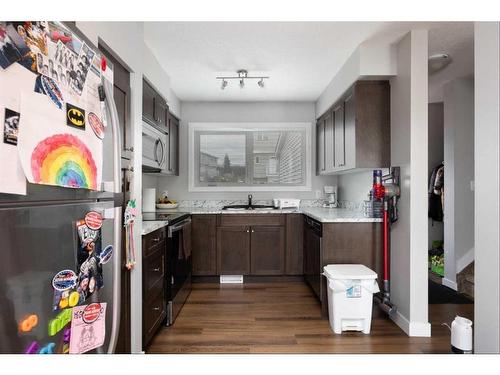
[390,310,432,337]
[456,247,475,274]
[442,278,458,291]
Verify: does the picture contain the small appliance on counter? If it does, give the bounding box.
[273,198,301,209]
[323,186,338,208]
[142,188,156,212]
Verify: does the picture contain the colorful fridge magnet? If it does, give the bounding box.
[88,112,104,139]
[66,103,85,129]
[52,269,78,291]
[18,314,38,333]
[69,303,106,354]
[99,245,113,265]
[84,211,103,230]
[124,200,137,270]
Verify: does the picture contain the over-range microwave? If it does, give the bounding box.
[142,121,168,172]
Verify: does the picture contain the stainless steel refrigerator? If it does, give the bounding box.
[0,24,123,353]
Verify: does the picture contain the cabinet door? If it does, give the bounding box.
[324,110,335,173]
[142,80,156,125]
[155,96,167,128]
[217,226,251,275]
[192,215,217,275]
[316,118,325,175]
[285,214,303,275]
[334,104,345,168]
[250,226,285,275]
[343,94,356,169]
[168,114,179,175]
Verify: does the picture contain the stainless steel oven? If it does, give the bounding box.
[165,215,192,326]
[142,121,167,171]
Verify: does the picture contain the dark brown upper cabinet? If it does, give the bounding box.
[316,80,390,175]
[142,79,168,129]
[165,111,179,176]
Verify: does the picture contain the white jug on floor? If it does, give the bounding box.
[450,316,473,354]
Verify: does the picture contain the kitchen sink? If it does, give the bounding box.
[222,204,277,211]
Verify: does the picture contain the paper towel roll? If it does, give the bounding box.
[142,188,156,212]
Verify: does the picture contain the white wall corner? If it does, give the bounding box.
[442,278,458,291]
[456,247,475,274]
[390,310,432,337]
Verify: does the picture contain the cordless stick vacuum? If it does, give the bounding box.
[373,167,401,316]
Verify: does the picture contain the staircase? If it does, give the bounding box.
[457,262,474,300]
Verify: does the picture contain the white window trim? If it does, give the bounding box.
[188,122,312,192]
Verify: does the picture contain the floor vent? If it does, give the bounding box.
[220,275,244,284]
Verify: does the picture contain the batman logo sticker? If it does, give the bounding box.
[66,103,86,129]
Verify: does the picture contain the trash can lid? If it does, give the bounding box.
[323,264,378,280]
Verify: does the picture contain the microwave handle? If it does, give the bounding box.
[157,139,165,167]
[154,139,160,164]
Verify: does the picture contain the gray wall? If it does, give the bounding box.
[474,22,500,353]
[156,101,338,201]
[389,30,430,336]
[428,103,444,250]
[443,77,475,288]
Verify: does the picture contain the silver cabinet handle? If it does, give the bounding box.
[153,307,160,311]
[246,229,250,233]
[152,237,160,243]
[152,268,161,272]
[251,229,255,233]
[124,147,134,152]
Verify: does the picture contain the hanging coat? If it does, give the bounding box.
[428,163,444,222]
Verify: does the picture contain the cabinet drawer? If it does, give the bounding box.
[143,249,165,300]
[143,228,166,257]
[217,214,285,227]
[143,290,166,346]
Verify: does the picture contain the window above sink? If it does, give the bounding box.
[188,122,312,192]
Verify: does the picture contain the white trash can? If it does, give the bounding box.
[323,264,380,334]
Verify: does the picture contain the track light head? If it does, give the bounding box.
[258,78,265,88]
[239,79,245,89]
[221,79,228,90]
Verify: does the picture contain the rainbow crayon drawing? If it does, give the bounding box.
[31,134,98,190]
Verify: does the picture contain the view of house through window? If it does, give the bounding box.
[193,125,309,188]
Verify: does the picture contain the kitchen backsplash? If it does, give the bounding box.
[171,199,364,211]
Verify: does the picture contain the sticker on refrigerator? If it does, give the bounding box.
[84,211,102,230]
[69,302,106,354]
[53,289,80,311]
[88,112,104,139]
[76,219,103,301]
[99,245,113,265]
[66,102,85,129]
[52,269,78,291]
[346,284,362,298]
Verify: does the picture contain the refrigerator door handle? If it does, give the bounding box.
[102,76,122,354]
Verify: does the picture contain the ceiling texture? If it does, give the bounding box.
[144,22,474,102]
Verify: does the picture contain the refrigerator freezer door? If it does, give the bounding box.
[0,200,117,354]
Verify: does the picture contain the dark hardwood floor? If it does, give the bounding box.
[147,282,473,354]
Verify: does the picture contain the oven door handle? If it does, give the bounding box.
[168,218,192,238]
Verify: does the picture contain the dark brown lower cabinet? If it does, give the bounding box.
[192,215,217,276]
[217,226,251,275]
[142,228,167,348]
[250,226,285,275]
[285,213,303,275]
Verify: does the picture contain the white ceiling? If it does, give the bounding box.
[143,22,474,102]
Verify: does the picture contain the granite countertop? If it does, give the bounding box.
[153,207,382,223]
[142,220,168,236]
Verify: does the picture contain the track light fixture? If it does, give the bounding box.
[216,69,269,90]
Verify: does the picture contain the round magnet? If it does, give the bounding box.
[52,269,78,291]
[101,57,107,72]
[85,211,103,230]
[99,245,113,265]
[88,112,104,140]
[82,303,102,324]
